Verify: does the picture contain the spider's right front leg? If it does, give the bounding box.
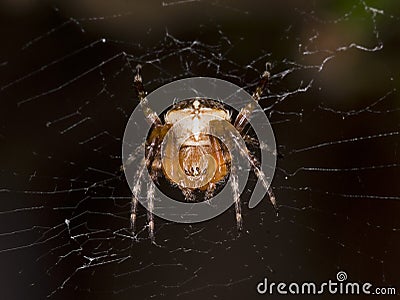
[134,64,162,126]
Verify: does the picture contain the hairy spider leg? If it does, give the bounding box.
[132,64,166,242]
[233,63,270,134]
[129,133,162,241]
[231,63,278,216]
[147,181,156,242]
[134,64,162,126]
[130,155,160,242]
[130,158,146,235]
[144,131,164,241]
[229,164,243,230]
[204,183,216,201]
[122,143,145,173]
[232,136,279,216]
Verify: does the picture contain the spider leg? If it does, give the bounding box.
[244,134,283,160]
[144,130,164,242]
[233,63,270,134]
[129,131,162,240]
[229,165,243,230]
[252,63,271,102]
[130,157,146,234]
[259,140,280,158]
[147,180,155,242]
[130,195,138,233]
[231,64,278,215]
[134,64,162,126]
[205,183,216,201]
[121,143,145,174]
[233,138,279,216]
[130,158,159,242]
[181,187,195,201]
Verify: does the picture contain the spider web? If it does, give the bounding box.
[1,1,399,299]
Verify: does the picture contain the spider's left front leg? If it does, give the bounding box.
[233,63,270,133]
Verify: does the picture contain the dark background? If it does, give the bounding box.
[0,0,399,299]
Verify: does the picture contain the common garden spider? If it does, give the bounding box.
[130,64,278,241]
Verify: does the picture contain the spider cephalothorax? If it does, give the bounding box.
[131,64,277,241]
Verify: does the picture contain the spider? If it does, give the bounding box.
[129,64,278,241]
